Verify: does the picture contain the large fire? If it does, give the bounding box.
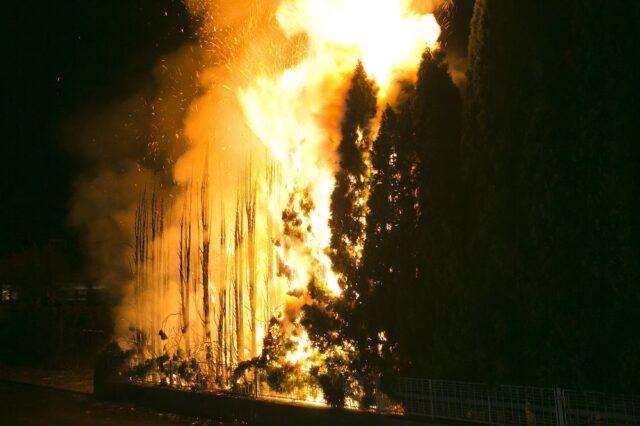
[238,0,440,373]
[116,0,440,402]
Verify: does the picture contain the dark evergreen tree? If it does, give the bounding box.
[362,106,401,306]
[359,49,464,381]
[410,49,464,379]
[329,61,378,305]
[319,0,640,394]
[360,106,403,375]
[571,2,639,393]
[462,0,639,391]
[462,0,530,383]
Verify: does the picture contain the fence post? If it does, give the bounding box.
[429,379,435,419]
[488,390,493,426]
[375,376,383,414]
[254,366,259,399]
[555,388,566,426]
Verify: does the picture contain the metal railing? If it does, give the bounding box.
[396,377,640,426]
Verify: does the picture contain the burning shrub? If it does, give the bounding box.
[232,316,325,400]
[101,342,135,369]
[317,372,347,408]
[172,353,201,386]
[94,342,135,383]
[127,326,152,358]
[130,358,158,379]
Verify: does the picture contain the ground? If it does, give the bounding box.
[0,364,93,393]
[0,365,239,425]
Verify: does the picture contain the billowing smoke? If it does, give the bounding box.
[68,44,201,333]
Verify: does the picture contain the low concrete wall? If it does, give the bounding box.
[95,379,436,426]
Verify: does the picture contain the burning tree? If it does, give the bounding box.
[199,169,213,368]
[96,0,456,407]
[216,206,228,382]
[178,190,193,352]
[233,191,245,362]
[244,172,258,359]
[360,105,405,372]
[329,61,378,298]
[329,61,379,383]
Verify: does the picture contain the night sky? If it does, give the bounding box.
[1,1,191,254]
[0,0,473,255]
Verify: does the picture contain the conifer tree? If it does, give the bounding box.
[411,48,464,378]
[329,61,378,303]
[361,106,402,337]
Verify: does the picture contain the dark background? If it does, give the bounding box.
[0,0,192,255]
[0,0,193,368]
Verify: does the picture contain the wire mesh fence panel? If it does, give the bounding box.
[431,379,492,423]
[398,378,547,426]
[563,389,640,426]
[397,378,493,422]
[399,377,435,417]
[397,378,640,426]
[491,385,557,426]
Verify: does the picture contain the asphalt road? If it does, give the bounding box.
[0,381,238,426]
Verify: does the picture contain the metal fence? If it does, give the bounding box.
[563,389,640,426]
[128,361,640,425]
[396,377,640,426]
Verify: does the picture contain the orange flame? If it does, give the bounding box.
[238,0,440,298]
